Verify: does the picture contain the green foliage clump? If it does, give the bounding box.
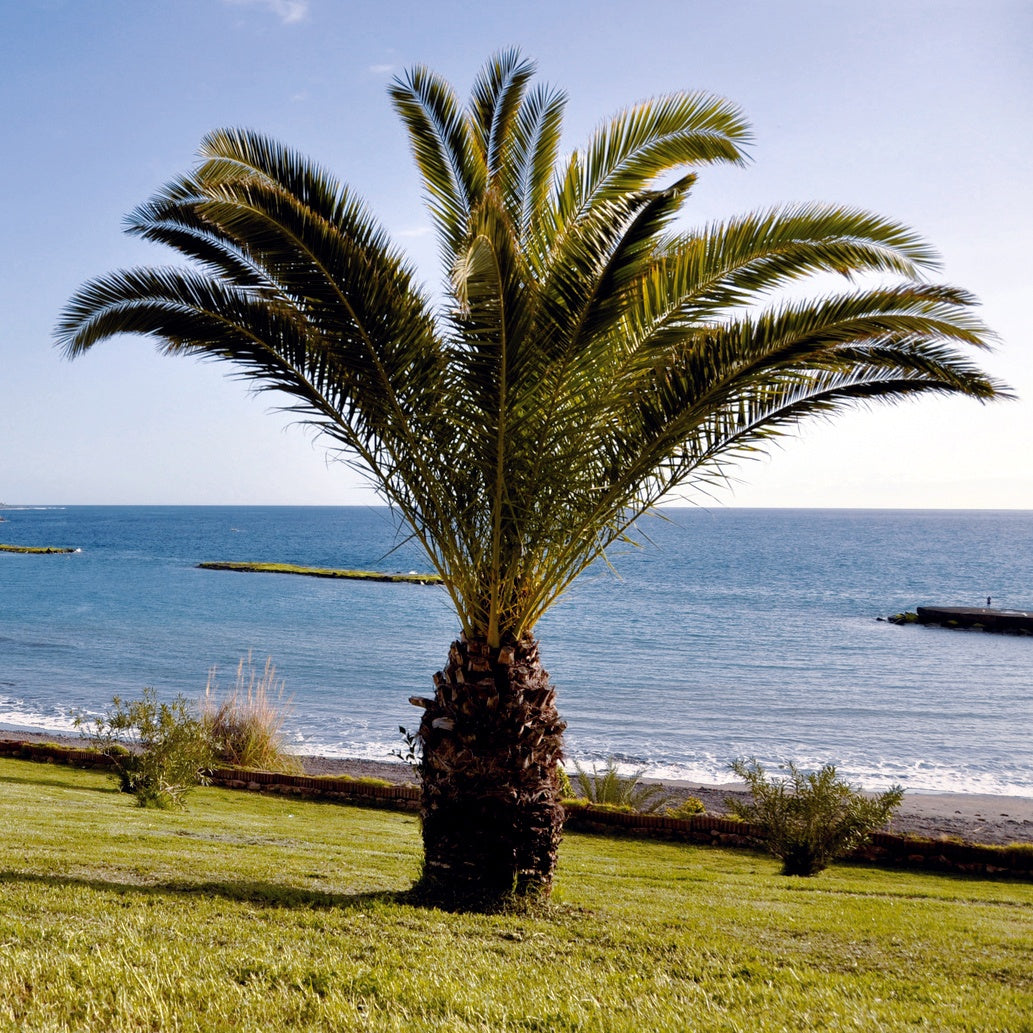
[315,773,395,788]
[74,689,214,808]
[887,611,919,624]
[571,759,669,813]
[573,800,636,815]
[728,758,904,876]
[393,726,422,772]
[666,796,707,819]
[201,653,301,774]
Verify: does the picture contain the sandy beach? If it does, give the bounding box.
[4,728,1031,846]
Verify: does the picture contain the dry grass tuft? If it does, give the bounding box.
[201,652,302,774]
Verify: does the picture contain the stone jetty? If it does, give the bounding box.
[916,606,1033,633]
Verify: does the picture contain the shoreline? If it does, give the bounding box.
[4,728,1031,846]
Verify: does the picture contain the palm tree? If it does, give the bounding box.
[57,50,1006,909]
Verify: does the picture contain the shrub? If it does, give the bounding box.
[571,800,636,815]
[571,759,669,813]
[202,653,301,774]
[74,689,214,809]
[666,796,706,819]
[728,758,904,876]
[886,611,919,624]
[393,725,423,772]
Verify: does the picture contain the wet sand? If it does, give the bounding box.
[5,728,1031,845]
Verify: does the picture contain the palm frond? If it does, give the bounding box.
[556,91,751,223]
[469,48,536,178]
[390,65,484,266]
[506,82,566,243]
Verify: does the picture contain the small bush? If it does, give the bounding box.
[666,796,706,819]
[202,653,301,774]
[74,689,214,809]
[334,774,394,788]
[571,759,669,813]
[576,800,636,815]
[728,759,904,876]
[393,726,423,772]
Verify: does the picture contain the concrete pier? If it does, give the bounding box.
[916,606,1033,633]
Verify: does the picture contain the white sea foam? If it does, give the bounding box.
[0,700,81,737]
[556,749,1032,797]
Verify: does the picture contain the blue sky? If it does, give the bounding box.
[3,0,1030,507]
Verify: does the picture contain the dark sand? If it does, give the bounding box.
[5,728,1031,845]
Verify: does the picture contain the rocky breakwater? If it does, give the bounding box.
[883,606,1033,634]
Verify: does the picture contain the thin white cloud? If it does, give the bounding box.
[396,226,431,239]
[224,0,309,25]
[369,63,395,75]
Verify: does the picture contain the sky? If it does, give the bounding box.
[2,0,1030,508]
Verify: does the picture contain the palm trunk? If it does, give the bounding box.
[412,633,566,910]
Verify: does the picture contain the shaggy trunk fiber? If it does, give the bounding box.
[412,633,566,909]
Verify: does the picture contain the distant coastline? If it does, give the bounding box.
[0,543,76,554]
[198,560,441,584]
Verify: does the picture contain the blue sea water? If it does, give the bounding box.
[2,505,1031,796]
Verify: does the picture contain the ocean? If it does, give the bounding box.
[2,505,1031,796]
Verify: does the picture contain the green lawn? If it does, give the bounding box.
[2,758,1031,1032]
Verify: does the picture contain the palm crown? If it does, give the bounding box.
[58,50,1004,649]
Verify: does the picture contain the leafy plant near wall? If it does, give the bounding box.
[666,796,707,818]
[572,759,670,813]
[728,758,904,875]
[74,689,214,809]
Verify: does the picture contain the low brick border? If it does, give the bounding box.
[3,739,1030,878]
[209,766,421,812]
[0,740,110,768]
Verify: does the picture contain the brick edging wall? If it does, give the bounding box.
[0,740,110,768]
[209,766,422,811]
[3,740,1029,878]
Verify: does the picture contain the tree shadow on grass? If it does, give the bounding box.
[0,870,585,917]
[0,771,119,796]
[0,868,419,911]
